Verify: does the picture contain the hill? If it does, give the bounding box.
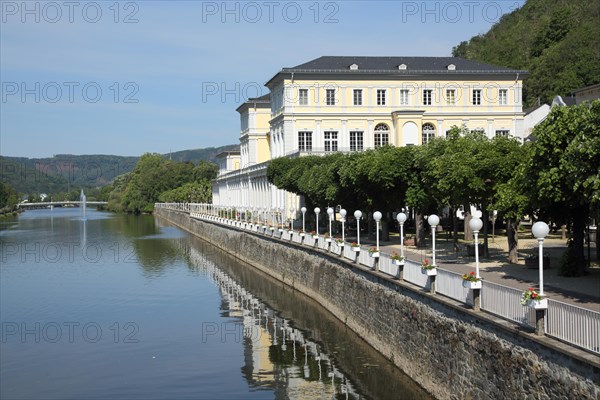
[0,145,238,195]
[452,0,600,107]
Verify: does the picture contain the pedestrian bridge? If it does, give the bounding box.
[17,201,108,209]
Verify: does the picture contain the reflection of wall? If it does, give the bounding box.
[160,208,599,400]
[185,243,361,399]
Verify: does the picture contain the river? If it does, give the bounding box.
[0,208,431,399]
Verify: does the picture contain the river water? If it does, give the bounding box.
[0,208,431,399]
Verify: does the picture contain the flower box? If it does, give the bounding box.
[351,246,361,253]
[526,298,548,309]
[312,235,319,239]
[422,268,437,276]
[325,238,332,243]
[462,280,482,289]
[393,259,405,266]
[370,251,380,258]
[300,232,305,237]
[338,242,345,247]
[278,228,284,233]
[288,230,294,235]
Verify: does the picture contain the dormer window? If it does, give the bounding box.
[349,64,359,70]
[447,64,456,71]
[398,64,407,70]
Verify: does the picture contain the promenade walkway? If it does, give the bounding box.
[368,233,600,311]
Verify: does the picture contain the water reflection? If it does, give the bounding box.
[171,235,432,400]
[184,242,363,400]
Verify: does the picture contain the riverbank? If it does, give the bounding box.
[155,208,600,400]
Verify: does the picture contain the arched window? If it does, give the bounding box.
[422,123,436,145]
[374,123,389,148]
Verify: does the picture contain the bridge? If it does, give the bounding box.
[17,201,108,209]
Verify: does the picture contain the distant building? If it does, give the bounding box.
[212,56,528,215]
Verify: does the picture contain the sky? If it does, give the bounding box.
[1,0,526,158]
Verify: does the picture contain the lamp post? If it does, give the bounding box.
[427,214,440,294]
[427,214,440,266]
[314,207,320,237]
[340,209,347,243]
[301,207,307,234]
[469,217,483,278]
[468,216,483,310]
[396,212,407,261]
[531,221,549,335]
[396,212,407,280]
[327,207,334,240]
[532,221,550,296]
[354,210,362,245]
[373,211,382,252]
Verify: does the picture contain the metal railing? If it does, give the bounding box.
[157,203,600,355]
[436,269,472,305]
[546,299,600,353]
[481,281,536,328]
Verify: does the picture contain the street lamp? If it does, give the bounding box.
[532,221,550,296]
[301,207,307,233]
[327,207,334,239]
[469,217,483,278]
[427,214,440,266]
[396,212,407,262]
[340,209,347,243]
[373,211,382,252]
[354,210,362,245]
[314,207,321,236]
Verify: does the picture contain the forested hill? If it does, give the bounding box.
[0,145,237,194]
[452,0,600,107]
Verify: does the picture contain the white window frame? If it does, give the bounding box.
[349,131,364,151]
[495,129,510,138]
[472,89,482,105]
[446,89,456,105]
[376,89,387,106]
[298,131,312,151]
[326,89,336,106]
[422,123,436,145]
[324,131,338,152]
[499,89,508,105]
[423,89,432,106]
[353,89,362,106]
[399,89,409,105]
[374,124,390,148]
[299,89,308,106]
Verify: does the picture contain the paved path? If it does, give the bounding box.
[356,233,599,312]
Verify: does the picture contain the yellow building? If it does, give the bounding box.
[213,56,527,214]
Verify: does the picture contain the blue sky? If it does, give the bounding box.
[1,0,525,158]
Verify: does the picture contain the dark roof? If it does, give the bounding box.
[248,93,270,102]
[266,56,527,86]
[216,150,240,158]
[236,93,271,112]
[572,83,600,94]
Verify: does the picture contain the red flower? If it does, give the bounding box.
[532,293,537,299]
[469,271,475,276]
[528,287,534,291]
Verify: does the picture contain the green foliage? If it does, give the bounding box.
[158,181,212,203]
[107,153,218,214]
[519,100,600,276]
[452,0,600,106]
[0,146,233,199]
[0,182,20,212]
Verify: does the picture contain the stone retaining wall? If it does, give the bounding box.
[156,208,600,400]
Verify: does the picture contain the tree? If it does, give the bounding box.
[158,181,212,203]
[521,100,600,276]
